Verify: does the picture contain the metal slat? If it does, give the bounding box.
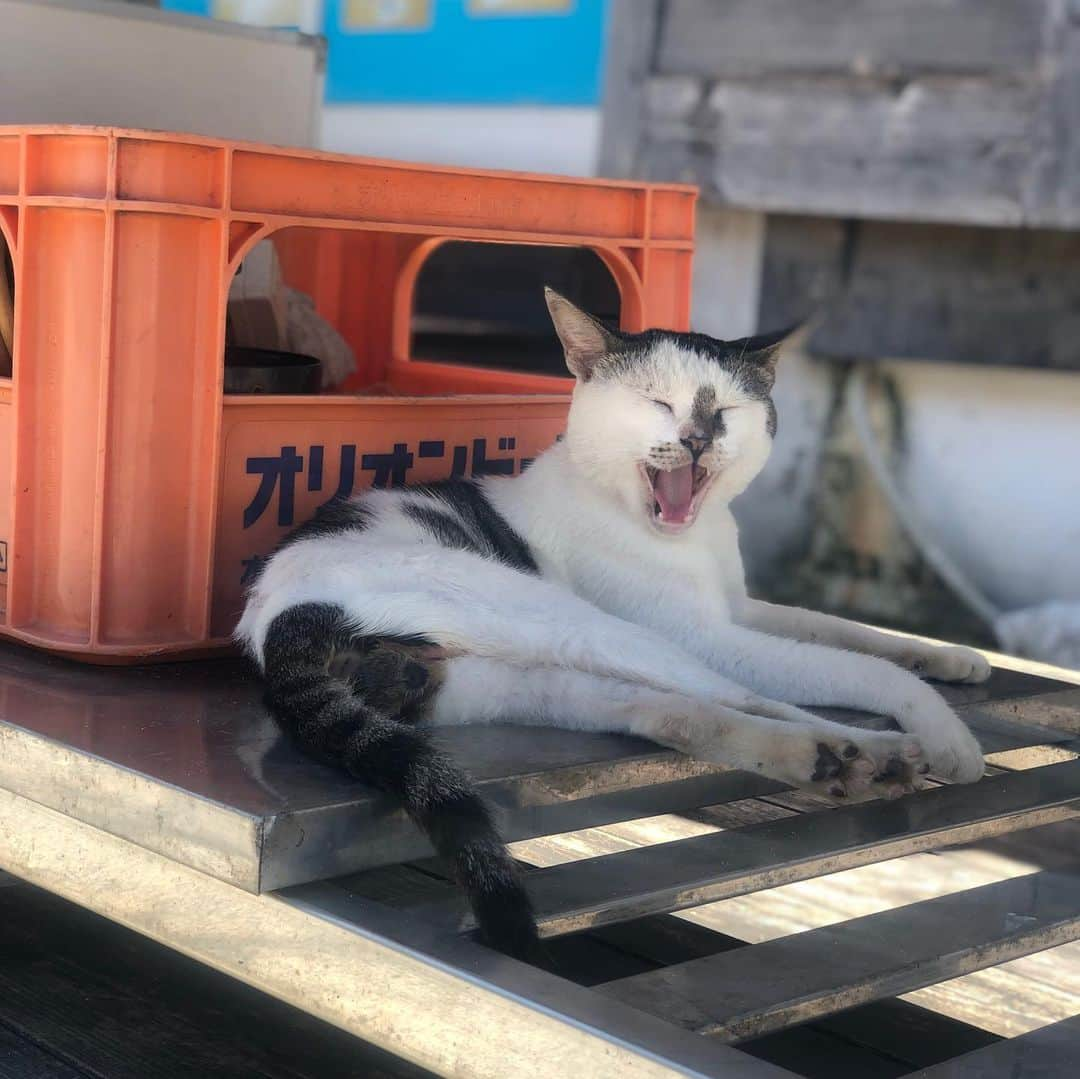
[962,688,1080,732]
[597,871,1080,1042]
[814,701,1074,756]
[911,1014,1080,1077]
[420,761,1080,937]
[960,709,1075,756]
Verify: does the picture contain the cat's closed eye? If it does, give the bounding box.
[650,399,674,414]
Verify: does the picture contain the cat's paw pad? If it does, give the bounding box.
[793,731,926,802]
[903,645,991,684]
[845,731,928,800]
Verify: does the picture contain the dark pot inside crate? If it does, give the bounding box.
[224,346,321,394]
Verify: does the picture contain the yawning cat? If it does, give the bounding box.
[237,289,987,957]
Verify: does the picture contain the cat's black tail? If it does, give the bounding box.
[259,602,539,960]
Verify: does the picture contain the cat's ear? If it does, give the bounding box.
[725,322,801,379]
[544,287,618,381]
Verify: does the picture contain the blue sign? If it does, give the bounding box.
[161,1,608,106]
[163,0,215,14]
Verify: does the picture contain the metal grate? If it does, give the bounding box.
[0,646,1077,1077]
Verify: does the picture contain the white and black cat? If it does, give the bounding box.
[238,289,987,957]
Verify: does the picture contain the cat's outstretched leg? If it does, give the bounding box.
[431,658,928,800]
[735,599,991,685]
[378,565,949,786]
[693,624,985,783]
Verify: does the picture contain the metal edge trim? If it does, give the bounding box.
[0,721,261,889]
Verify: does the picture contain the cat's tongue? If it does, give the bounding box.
[653,464,694,523]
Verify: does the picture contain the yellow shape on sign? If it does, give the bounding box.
[343,0,432,29]
[213,0,304,25]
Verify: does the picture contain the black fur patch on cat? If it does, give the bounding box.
[764,398,778,438]
[406,479,539,574]
[244,498,372,587]
[262,602,538,959]
[326,633,440,722]
[278,496,373,548]
[404,505,480,556]
[691,384,733,445]
[691,384,716,432]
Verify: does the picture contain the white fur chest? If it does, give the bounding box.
[489,452,745,632]
[561,530,732,627]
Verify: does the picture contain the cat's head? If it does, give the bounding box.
[545,288,792,536]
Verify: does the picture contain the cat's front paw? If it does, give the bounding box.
[900,644,991,685]
[900,697,986,783]
[921,728,986,784]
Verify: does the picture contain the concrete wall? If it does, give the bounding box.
[0,0,322,144]
[609,0,1080,230]
[320,104,601,175]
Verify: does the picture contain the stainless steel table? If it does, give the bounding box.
[0,644,1077,1078]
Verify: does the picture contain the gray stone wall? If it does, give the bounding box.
[603,0,1080,230]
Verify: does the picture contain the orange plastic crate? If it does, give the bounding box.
[0,126,696,662]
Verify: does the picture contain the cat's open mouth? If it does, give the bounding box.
[642,463,714,534]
